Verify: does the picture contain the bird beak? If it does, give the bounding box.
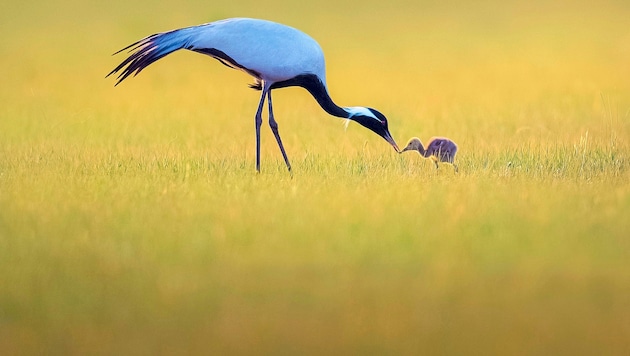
[384,132,399,153]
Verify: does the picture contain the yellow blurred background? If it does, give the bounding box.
[1,0,629,354]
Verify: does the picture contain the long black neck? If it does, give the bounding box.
[270,74,349,118]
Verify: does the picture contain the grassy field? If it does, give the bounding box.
[1,0,630,354]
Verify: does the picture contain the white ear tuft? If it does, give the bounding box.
[345,106,376,119]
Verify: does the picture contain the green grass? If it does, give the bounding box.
[1,0,630,354]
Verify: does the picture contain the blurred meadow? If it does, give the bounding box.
[1,0,630,354]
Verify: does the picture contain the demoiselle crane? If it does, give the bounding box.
[107,17,399,172]
[400,137,458,172]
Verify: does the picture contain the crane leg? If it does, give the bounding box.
[254,88,267,172]
[267,90,292,172]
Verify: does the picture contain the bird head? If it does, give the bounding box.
[400,137,424,154]
[346,107,399,152]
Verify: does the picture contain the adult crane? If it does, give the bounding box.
[108,17,399,172]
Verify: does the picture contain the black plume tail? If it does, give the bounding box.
[107,28,192,86]
[249,79,262,91]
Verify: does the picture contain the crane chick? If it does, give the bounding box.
[400,137,458,172]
